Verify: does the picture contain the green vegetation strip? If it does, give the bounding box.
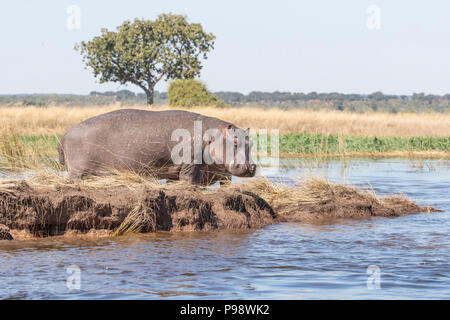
[18,135,60,150]
[278,133,450,154]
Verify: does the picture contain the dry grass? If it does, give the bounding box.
[236,176,433,219]
[236,176,376,208]
[0,105,449,137]
[0,169,197,195]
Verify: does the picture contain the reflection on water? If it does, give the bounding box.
[0,159,449,299]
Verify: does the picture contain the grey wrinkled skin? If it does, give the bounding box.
[58,109,256,185]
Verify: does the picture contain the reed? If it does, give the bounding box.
[0,131,62,171]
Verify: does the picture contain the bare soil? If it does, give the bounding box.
[273,191,437,224]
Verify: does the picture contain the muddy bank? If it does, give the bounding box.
[0,223,13,240]
[238,178,440,224]
[272,189,436,223]
[0,180,276,239]
[0,176,439,240]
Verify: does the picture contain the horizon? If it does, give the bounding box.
[1,90,449,97]
[1,1,449,95]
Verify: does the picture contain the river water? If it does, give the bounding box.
[0,158,449,299]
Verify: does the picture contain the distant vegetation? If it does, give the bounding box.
[168,79,226,108]
[1,90,449,112]
[213,91,450,113]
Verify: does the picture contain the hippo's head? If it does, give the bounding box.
[204,125,257,177]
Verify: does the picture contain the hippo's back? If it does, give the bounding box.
[59,109,230,178]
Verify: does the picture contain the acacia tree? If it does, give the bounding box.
[76,14,215,105]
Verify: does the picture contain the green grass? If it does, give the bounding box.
[0,134,62,171]
[18,134,60,152]
[277,133,450,154]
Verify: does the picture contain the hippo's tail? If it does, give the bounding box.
[58,140,65,166]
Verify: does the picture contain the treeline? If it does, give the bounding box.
[213,91,450,112]
[214,91,450,104]
[0,91,168,107]
[1,90,449,112]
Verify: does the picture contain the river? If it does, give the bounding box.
[0,158,449,299]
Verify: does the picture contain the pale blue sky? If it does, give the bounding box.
[0,0,449,95]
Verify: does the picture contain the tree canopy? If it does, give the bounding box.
[168,79,226,107]
[76,14,215,105]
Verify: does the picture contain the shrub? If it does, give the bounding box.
[168,79,227,107]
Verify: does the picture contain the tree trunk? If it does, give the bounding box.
[145,88,154,106]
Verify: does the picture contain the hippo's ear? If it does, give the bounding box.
[222,124,233,137]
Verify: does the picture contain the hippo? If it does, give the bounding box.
[58,109,256,185]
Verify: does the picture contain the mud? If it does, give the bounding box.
[273,193,437,223]
[0,178,439,240]
[0,223,13,240]
[239,177,441,224]
[0,180,276,239]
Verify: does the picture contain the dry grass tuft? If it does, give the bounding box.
[235,176,435,220]
[236,176,373,207]
[112,203,154,236]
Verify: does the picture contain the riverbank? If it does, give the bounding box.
[0,173,438,240]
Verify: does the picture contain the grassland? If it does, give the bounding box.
[0,105,449,172]
[1,105,449,137]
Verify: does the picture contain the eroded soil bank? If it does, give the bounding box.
[0,177,440,240]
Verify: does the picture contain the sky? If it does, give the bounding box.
[0,0,449,95]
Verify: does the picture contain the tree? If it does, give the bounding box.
[168,79,226,107]
[76,14,215,106]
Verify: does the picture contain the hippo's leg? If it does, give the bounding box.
[219,174,232,187]
[68,168,96,180]
[66,158,102,179]
[66,162,86,179]
[200,170,231,186]
[179,163,203,184]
